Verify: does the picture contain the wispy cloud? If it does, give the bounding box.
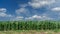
[16,7,29,14]
[25,15,53,20]
[28,0,55,9]
[15,0,58,20]
[51,7,60,11]
[0,8,6,13]
[2,0,60,21]
[0,8,13,17]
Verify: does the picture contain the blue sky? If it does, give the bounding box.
[0,0,60,21]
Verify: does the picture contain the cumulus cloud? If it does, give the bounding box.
[0,8,13,17]
[32,15,42,19]
[16,8,29,14]
[28,0,55,9]
[52,7,60,11]
[16,7,31,17]
[0,13,12,17]
[15,0,57,20]
[0,8,7,17]
[16,16,24,19]
[19,4,28,8]
[0,13,7,17]
[25,15,41,20]
[0,8,6,12]
[11,16,24,21]
[25,15,53,20]
[6,14,13,17]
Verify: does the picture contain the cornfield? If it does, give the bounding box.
[0,20,60,31]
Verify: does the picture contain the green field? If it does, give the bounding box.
[0,30,60,34]
[0,20,60,34]
[0,20,60,30]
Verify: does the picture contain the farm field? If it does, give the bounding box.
[1,0,60,34]
[0,20,60,30]
[0,30,60,34]
[0,20,60,34]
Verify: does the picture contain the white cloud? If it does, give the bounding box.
[0,8,13,17]
[28,0,55,8]
[16,16,24,19]
[52,7,60,11]
[0,8,6,12]
[0,8,7,17]
[32,15,42,19]
[6,14,13,17]
[13,16,24,21]
[19,4,28,8]
[25,15,53,20]
[0,13,7,17]
[0,12,13,17]
[16,8,29,14]
[15,0,56,20]
[25,15,42,20]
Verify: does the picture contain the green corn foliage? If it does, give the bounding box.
[0,20,59,31]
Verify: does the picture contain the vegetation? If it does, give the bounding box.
[0,30,60,34]
[0,20,60,31]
